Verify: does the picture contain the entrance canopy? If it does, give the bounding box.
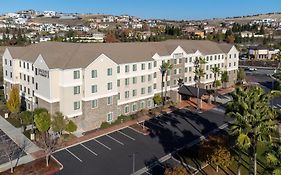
[178,85,207,98]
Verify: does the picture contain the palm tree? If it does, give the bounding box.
[265,140,281,175]
[211,65,221,103]
[226,86,280,175]
[194,57,207,111]
[160,62,173,105]
[221,71,229,88]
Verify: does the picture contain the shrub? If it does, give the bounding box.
[65,120,77,133]
[100,122,111,129]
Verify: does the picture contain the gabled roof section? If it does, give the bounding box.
[7,40,235,69]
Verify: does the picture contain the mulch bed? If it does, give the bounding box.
[130,123,150,135]
[1,157,61,175]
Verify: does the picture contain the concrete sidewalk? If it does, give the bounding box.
[0,115,41,172]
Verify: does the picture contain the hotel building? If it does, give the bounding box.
[2,40,239,131]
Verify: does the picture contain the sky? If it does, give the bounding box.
[1,0,281,20]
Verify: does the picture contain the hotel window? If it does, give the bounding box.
[133,77,137,84]
[148,63,152,69]
[107,82,113,90]
[5,59,7,65]
[141,63,145,70]
[5,70,7,76]
[189,67,192,72]
[117,80,120,87]
[73,70,80,79]
[179,59,182,64]
[173,59,177,64]
[74,86,80,95]
[141,75,145,83]
[210,56,213,61]
[229,63,231,67]
[210,74,212,79]
[141,87,145,94]
[132,104,137,112]
[206,74,208,79]
[174,80,177,85]
[23,62,26,68]
[118,93,120,100]
[107,96,112,105]
[148,75,152,81]
[32,65,34,71]
[10,72,12,78]
[35,83,38,90]
[215,55,217,60]
[189,57,192,63]
[222,63,224,68]
[148,86,152,93]
[222,55,224,59]
[185,68,188,73]
[132,89,137,97]
[234,54,237,58]
[189,76,192,82]
[74,101,80,110]
[125,78,130,86]
[167,81,170,86]
[140,101,145,109]
[19,61,21,67]
[125,65,129,73]
[184,77,187,82]
[174,69,177,75]
[20,85,22,91]
[124,105,130,114]
[20,73,22,79]
[24,87,26,93]
[133,64,137,71]
[91,85,97,93]
[9,60,12,66]
[32,77,34,84]
[147,100,151,108]
[91,100,98,108]
[154,72,157,78]
[91,70,97,78]
[107,112,113,122]
[206,65,209,70]
[24,74,26,81]
[125,91,129,98]
[107,68,112,76]
[28,88,30,95]
[117,66,120,73]
[154,61,157,67]
[179,69,182,74]
[27,63,29,69]
[234,62,236,66]
[206,56,209,61]
[218,55,220,60]
[153,83,157,89]
[185,58,188,63]
[229,54,232,59]
[27,76,30,82]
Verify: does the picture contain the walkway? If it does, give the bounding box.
[0,115,41,172]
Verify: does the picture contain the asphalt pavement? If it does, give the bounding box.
[54,107,230,175]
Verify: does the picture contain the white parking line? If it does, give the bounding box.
[65,148,83,162]
[80,143,98,156]
[94,139,111,150]
[277,104,281,108]
[106,135,124,145]
[273,105,277,109]
[117,130,135,141]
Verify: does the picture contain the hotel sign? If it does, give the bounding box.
[38,68,49,78]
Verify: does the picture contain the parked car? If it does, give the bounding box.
[245,67,257,71]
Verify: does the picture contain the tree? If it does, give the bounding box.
[211,65,221,103]
[160,62,173,105]
[237,68,245,84]
[265,141,281,175]
[7,86,20,114]
[221,71,229,88]
[209,146,232,172]
[226,86,280,175]
[65,120,77,133]
[164,165,188,175]
[194,57,207,110]
[20,111,33,131]
[52,112,66,136]
[153,94,163,106]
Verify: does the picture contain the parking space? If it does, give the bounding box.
[0,129,26,165]
[54,108,229,175]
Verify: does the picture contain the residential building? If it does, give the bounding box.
[2,40,239,132]
[249,45,280,59]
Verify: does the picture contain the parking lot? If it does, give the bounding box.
[54,108,231,175]
[0,129,26,165]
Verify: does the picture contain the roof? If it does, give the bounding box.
[178,85,207,98]
[7,40,235,69]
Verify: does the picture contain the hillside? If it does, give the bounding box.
[203,12,281,25]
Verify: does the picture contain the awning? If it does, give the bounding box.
[178,85,207,98]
